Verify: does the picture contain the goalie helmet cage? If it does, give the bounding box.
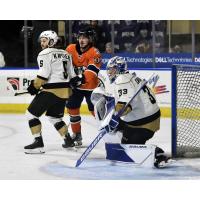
[172,63,200,158]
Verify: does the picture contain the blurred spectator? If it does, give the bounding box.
[72,20,90,42]
[108,20,153,53]
[169,45,182,53]
[154,31,165,53]
[101,20,123,52]
[72,21,90,34]
[105,42,120,54]
[117,20,137,52]
[0,51,5,67]
[72,20,111,52]
[153,21,167,53]
[124,42,134,52]
[105,42,112,54]
[135,41,151,53]
[89,20,111,51]
[140,29,148,38]
[174,45,182,53]
[136,20,152,35]
[133,21,152,47]
[155,20,167,32]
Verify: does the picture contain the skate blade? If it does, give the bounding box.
[63,146,78,151]
[74,143,83,148]
[24,148,45,154]
[75,144,87,149]
[74,141,83,147]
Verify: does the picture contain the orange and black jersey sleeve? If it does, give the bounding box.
[66,44,102,90]
[81,47,101,90]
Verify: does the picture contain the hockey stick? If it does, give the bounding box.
[14,91,29,96]
[75,73,155,167]
[15,89,42,96]
[7,79,29,96]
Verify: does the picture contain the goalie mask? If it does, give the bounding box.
[106,56,128,83]
[39,30,58,48]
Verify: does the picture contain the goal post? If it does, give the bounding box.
[172,63,200,157]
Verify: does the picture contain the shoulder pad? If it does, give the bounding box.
[115,73,134,85]
[38,48,53,56]
[68,44,76,48]
[66,44,76,52]
[92,86,106,96]
[57,49,68,54]
[89,47,101,56]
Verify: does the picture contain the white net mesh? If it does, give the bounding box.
[176,66,200,157]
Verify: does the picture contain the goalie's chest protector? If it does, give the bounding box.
[114,74,160,123]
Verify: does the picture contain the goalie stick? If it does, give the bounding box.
[75,73,155,167]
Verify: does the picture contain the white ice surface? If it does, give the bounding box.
[1,114,200,180]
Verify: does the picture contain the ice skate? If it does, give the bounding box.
[72,132,82,147]
[154,152,174,168]
[62,134,75,148]
[154,147,172,168]
[24,136,45,154]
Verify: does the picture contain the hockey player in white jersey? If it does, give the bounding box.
[24,30,82,153]
[91,56,170,168]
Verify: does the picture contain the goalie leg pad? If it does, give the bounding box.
[94,96,115,121]
[105,143,156,168]
[94,96,107,121]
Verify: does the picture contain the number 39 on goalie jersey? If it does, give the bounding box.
[37,48,76,85]
[113,73,160,123]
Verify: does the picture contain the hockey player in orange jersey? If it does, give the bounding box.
[63,26,102,147]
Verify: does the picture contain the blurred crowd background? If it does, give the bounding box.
[0,20,200,67]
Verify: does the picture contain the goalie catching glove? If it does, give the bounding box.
[27,80,40,95]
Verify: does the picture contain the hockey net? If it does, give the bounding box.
[174,64,200,157]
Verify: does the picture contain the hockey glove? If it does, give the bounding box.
[70,75,85,88]
[27,80,40,95]
[104,114,119,134]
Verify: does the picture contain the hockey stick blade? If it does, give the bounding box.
[14,91,29,96]
[75,128,106,167]
[75,73,155,167]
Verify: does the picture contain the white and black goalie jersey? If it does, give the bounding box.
[113,73,160,123]
[37,48,76,89]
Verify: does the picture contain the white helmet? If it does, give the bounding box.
[39,30,58,47]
